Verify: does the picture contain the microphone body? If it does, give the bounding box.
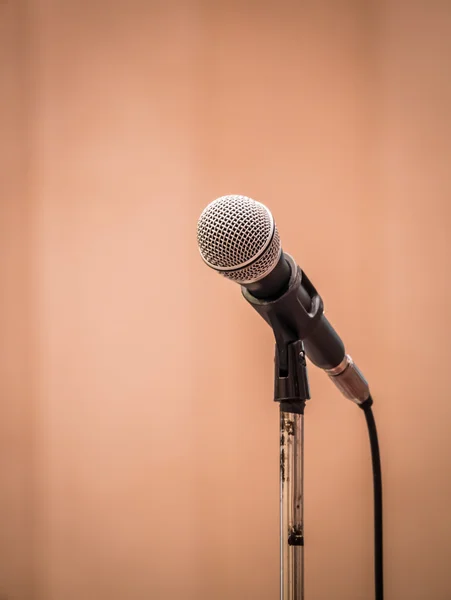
[242,253,369,404]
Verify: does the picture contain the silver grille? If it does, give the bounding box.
[197,195,282,284]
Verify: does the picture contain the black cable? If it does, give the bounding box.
[360,396,383,600]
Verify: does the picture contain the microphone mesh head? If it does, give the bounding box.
[197,195,281,284]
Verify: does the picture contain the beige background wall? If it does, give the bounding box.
[1,1,33,598]
[1,1,451,599]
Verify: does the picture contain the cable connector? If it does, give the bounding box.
[326,354,370,404]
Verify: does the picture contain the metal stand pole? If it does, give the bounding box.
[272,340,309,600]
[280,409,304,600]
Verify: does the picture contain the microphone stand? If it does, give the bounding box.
[242,260,382,599]
[242,273,313,600]
[275,340,310,600]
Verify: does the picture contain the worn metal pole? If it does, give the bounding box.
[280,410,304,600]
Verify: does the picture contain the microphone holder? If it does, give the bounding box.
[275,339,310,600]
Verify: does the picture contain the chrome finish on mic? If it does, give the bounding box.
[326,355,370,404]
[326,355,349,376]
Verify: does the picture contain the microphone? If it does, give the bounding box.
[197,194,370,404]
